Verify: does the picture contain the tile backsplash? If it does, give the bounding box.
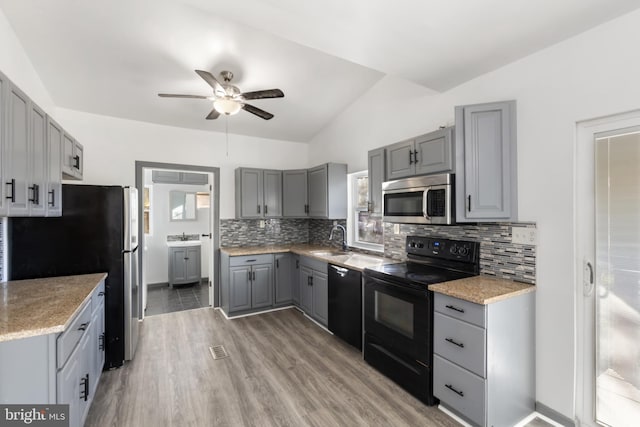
[383,222,536,284]
[220,218,309,247]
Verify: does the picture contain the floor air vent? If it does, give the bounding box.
[209,345,229,360]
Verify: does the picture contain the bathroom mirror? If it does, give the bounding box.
[170,191,197,221]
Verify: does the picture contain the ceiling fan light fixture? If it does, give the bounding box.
[213,97,241,115]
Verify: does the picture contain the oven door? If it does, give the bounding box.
[364,274,431,363]
[382,188,428,224]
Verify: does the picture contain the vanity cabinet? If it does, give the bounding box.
[235,168,282,218]
[432,292,534,427]
[221,254,274,315]
[385,127,454,180]
[168,245,201,287]
[298,256,328,326]
[455,100,517,222]
[282,169,308,217]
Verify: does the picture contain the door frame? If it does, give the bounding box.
[135,161,221,317]
[574,110,640,426]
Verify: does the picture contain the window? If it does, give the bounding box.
[347,171,383,252]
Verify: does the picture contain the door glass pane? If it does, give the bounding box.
[595,131,640,425]
[375,291,413,338]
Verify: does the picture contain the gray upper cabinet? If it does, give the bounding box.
[414,127,454,175]
[367,148,385,214]
[307,163,347,219]
[0,72,6,215]
[29,102,47,216]
[180,172,208,185]
[455,101,517,222]
[385,139,414,180]
[282,169,308,217]
[62,133,83,180]
[275,253,293,306]
[4,82,30,216]
[235,168,282,219]
[46,117,63,216]
[152,171,208,185]
[385,127,454,181]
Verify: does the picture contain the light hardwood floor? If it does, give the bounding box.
[86,307,553,427]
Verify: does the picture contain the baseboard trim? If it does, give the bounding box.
[536,402,575,427]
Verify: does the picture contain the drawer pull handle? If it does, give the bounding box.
[98,291,105,296]
[245,259,257,263]
[445,337,464,348]
[78,322,89,331]
[445,304,465,313]
[445,384,464,397]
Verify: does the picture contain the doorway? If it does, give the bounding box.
[135,162,220,318]
[575,112,640,426]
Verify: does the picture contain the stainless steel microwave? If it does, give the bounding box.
[382,174,454,224]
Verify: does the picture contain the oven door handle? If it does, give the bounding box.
[423,190,431,221]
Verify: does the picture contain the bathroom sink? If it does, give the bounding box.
[166,240,201,247]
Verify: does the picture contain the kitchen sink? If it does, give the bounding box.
[309,250,350,257]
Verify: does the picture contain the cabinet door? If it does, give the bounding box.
[385,139,415,180]
[151,170,180,183]
[367,148,385,214]
[457,101,517,221]
[46,117,63,216]
[76,330,91,427]
[299,266,313,315]
[263,169,282,217]
[181,172,208,185]
[291,255,300,305]
[73,141,83,179]
[184,246,201,283]
[312,271,328,326]
[251,264,273,309]
[307,164,328,217]
[229,266,251,312]
[275,253,293,304]
[169,247,187,285]
[5,82,30,216]
[29,103,47,216]
[414,127,454,175]
[237,168,263,218]
[62,133,76,177]
[57,352,80,427]
[92,304,105,389]
[282,169,308,217]
[0,73,5,215]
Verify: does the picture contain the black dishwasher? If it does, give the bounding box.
[328,264,362,351]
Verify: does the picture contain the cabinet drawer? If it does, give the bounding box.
[434,312,486,377]
[434,355,486,426]
[434,293,485,328]
[229,254,273,267]
[90,280,105,315]
[57,301,91,369]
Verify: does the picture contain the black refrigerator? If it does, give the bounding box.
[8,184,140,369]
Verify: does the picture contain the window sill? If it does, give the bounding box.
[349,241,384,254]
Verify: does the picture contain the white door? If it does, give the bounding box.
[576,112,640,426]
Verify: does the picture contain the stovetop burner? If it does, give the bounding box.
[365,261,475,288]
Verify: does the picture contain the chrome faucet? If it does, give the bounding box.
[181,232,187,241]
[329,224,347,251]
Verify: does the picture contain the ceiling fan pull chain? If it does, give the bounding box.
[225,116,229,157]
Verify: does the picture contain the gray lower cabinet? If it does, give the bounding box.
[298,256,328,326]
[168,245,201,287]
[385,127,454,180]
[367,148,385,214]
[0,280,106,427]
[275,253,294,306]
[221,254,274,315]
[282,169,308,217]
[291,254,301,305]
[432,292,534,427]
[455,100,517,222]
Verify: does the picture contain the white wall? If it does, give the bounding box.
[309,9,640,419]
[54,108,310,219]
[144,178,211,284]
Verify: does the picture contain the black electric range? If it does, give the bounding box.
[363,236,480,405]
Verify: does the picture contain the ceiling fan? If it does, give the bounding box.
[158,70,284,120]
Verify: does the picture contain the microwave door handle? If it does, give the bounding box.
[423,190,431,220]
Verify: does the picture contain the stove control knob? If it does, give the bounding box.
[409,241,416,248]
[449,244,458,254]
[458,246,469,256]
[417,243,424,248]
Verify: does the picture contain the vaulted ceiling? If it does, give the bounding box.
[1,0,639,142]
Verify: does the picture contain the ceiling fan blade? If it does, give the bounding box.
[242,103,274,120]
[195,70,224,94]
[241,89,284,100]
[206,108,220,120]
[158,93,209,99]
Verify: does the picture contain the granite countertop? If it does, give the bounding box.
[428,275,535,305]
[0,273,108,343]
[221,244,395,272]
